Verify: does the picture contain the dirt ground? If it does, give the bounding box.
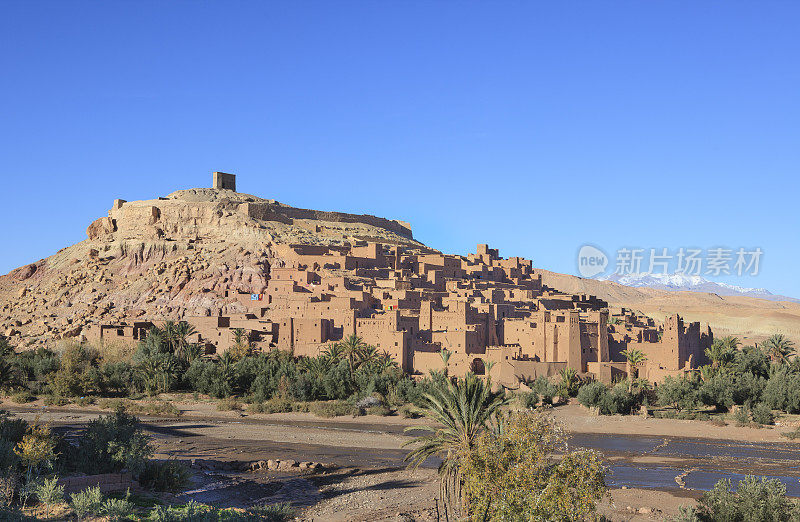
[7,397,792,520]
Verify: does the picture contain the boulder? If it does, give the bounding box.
[87,217,116,240]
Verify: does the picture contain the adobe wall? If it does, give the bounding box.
[238,202,413,238]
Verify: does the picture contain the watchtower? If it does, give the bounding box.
[212,172,236,191]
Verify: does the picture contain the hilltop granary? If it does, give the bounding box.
[80,173,712,388]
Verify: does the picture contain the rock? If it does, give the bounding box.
[356,396,382,409]
[267,459,279,470]
[87,217,116,240]
[278,459,297,470]
[638,507,652,514]
[299,462,310,470]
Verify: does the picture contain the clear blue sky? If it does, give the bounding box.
[2,2,798,297]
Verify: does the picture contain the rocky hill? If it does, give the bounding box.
[2,180,798,349]
[0,185,426,346]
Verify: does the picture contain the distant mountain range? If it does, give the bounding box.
[597,273,800,303]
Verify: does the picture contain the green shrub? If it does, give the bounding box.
[309,400,360,418]
[70,486,103,520]
[74,396,94,407]
[33,476,64,515]
[9,391,35,404]
[0,413,28,444]
[366,404,392,416]
[732,404,750,426]
[43,395,68,406]
[68,411,153,475]
[528,377,557,405]
[597,382,638,415]
[399,404,421,419]
[517,391,539,409]
[246,502,295,521]
[763,368,800,413]
[698,373,734,412]
[216,397,242,411]
[691,476,800,521]
[49,344,102,397]
[750,402,775,425]
[657,376,697,411]
[147,501,294,521]
[577,382,608,409]
[248,397,293,414]
[139,461,191,493]
[101,490,134,521]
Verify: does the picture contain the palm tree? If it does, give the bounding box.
[404,373,509,518]
[322,343,344,362]
[763,334,795,364]
[705,339,735,370]
[173,321,197,353]
[230,328,252,360]
[484,360,497,379]
[0,359,15,391]
[357,345,380,369]
[301,355,333,380]
[162,320,178,353]
[620,348,647,393]
[439,348,452,375]
[558,367,579,398]
[335,334,367,380]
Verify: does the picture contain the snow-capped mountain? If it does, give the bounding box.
[597,272,799,303]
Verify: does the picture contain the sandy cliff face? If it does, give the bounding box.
[0,188,423,346]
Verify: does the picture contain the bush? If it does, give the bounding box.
[657,376,697,411]
[366,404,392,416]
[43,395,68,406]
[763,368,800,414]
[139,461,191,493]
[70,486,103,520]
[698,373,734,412]
[690,476,800,521]
[461,410,605,520]
[750,402,775,425]
[732,404,751,426]
[309,400,360,418]
[101,491,134,522]
[597,382,639,415]
[49,343,102,398]
[68,411,153,475]
[9,391,35,404]
[528,377,557,405]
[147,501,294,521]
[577,382,608,409]
[33,476,63,515]
[399,404,421,419]
[128,401,181,417]
[517,391,539,409]
[216,397,242,411]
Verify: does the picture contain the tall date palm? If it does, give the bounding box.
[404,373,509,518]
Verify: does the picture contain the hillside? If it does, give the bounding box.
[1,178,798,349]
[0,183,427,346]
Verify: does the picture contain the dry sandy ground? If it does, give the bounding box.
[10,398,777,520]
[553,403,800,443]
